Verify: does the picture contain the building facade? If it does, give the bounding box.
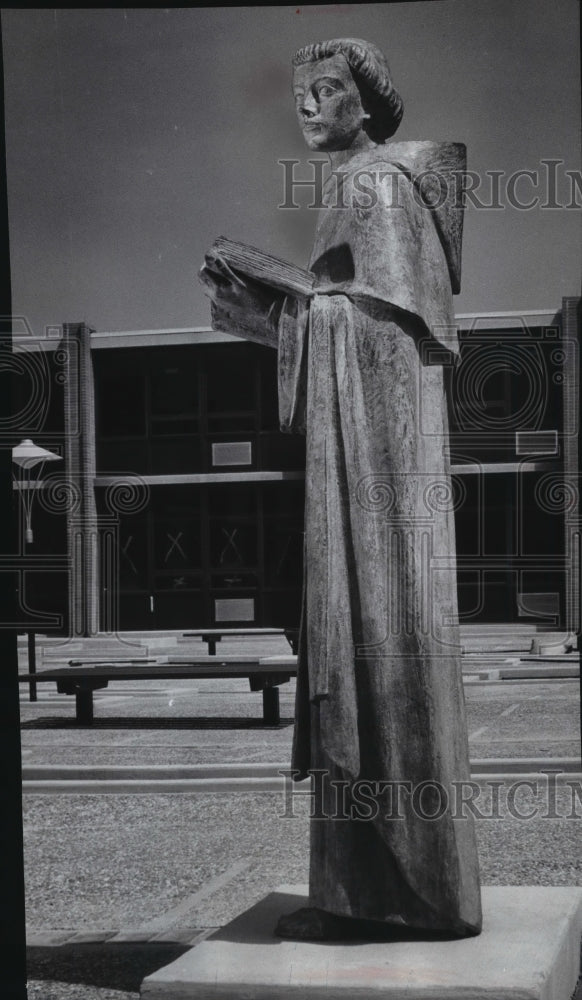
[12,299,580,637]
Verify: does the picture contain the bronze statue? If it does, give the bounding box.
[200,37,482,941]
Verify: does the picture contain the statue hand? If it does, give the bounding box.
[198,253,284,348]
[199,254,276,317]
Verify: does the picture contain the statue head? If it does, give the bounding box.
[292,38,403,151]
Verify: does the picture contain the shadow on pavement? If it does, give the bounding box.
[27,941,189,993]
[21,716,294,730]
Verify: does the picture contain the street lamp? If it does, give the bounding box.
[12,438,63,702]
[12,438,62,544]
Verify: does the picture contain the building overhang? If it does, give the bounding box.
[12,308,564,352]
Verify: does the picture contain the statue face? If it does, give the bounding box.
[293,54,367,151]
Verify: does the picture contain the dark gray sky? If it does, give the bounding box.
[2,2,580,336]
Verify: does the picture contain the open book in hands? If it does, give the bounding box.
[202,237,315,349]
[205,237,315,299]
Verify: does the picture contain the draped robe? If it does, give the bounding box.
[277,144,482,935]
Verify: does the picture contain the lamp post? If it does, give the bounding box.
[12,437,62,544]
[12,439,62,700]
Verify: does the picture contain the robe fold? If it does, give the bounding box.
[278,143,482,935]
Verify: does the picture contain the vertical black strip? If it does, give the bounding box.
[148,498,155,628]
[0,12,28,999]
[201,484,211,625]
[562,296,582,761]
[257,483,264,625]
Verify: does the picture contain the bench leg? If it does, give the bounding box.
[262,687,280,726]
[76,689,94,724]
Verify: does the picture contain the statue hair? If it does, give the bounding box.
[292,38,404,143]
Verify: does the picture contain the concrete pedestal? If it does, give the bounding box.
[141,885,582,1000]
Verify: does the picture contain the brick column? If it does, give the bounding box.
[63,322,99,636]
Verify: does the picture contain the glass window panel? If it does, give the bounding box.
[451,475,481,558]
[154,573,202,591]
[517,587,562,624]
[468,572,516,621]
[211,572,258,589]
[151,417,199,437]
[97,374,146,437]
[150,436,203,474]
[154,592,204,630]
[482,476,516,556]
[118,518,149,590]
[450,331,552,437]
[151,366,198,416]
[151,486,201,516]
[97,439,148,475]
[27,504,67,555]
[118,593,152,630]
[207,415,256,432]
[457,571,484,622]
[154,518,201,572]
[208,485,257,517]
[263,590,302,628]
[259,432,306,471]
[17,570,68,631]
[516,578,563,627]
[206,351,257,414]
[210,522,257,569]
[262,483,305,519]
[519,473,565,556]
[264,521,304,586]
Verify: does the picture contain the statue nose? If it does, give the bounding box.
[300,92,318,116]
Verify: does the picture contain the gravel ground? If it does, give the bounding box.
[19,679,579,764]
[24,787,582,931]
[24,783,582,998]
[19,648,581,999]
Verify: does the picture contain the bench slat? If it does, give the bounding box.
[182,629,285,637]
[21,666,296,680]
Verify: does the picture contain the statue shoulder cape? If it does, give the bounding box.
[336,141,466,295]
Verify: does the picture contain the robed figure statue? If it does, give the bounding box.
[200,37,482,940]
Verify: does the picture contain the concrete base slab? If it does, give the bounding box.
[140,885,582,1000]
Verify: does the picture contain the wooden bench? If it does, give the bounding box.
[19,655,297,726]
[181,628,298,656]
